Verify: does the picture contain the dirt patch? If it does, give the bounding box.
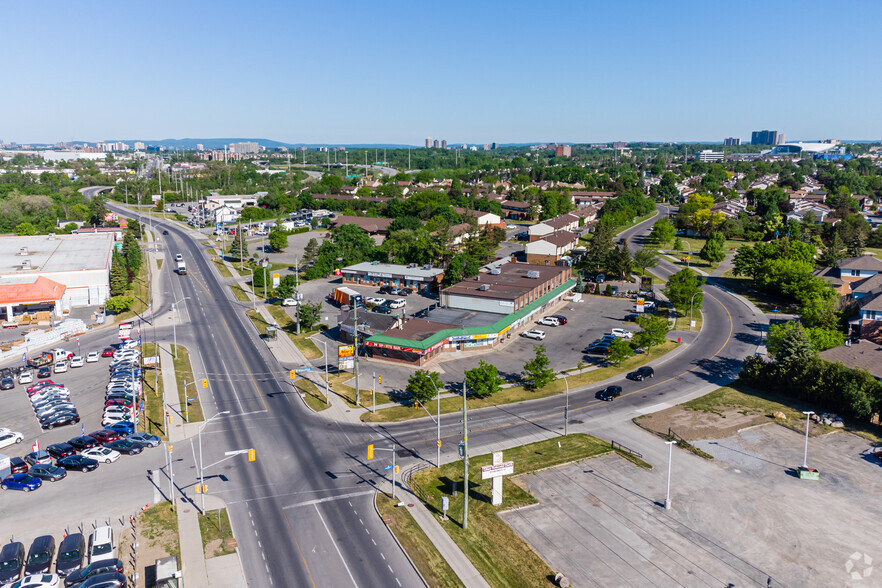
[636,405,769,441]
[205,538,222,557]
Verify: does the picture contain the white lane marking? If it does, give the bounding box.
[282,490,374,510]
[395,578,401,586]
[251,519,255,527]
[365,528,370,535]
[381,553,385,560]
[314,504,359,588]
[359,518,363,526]
[258,541,262,548]
[387,565,393,573]
[371,539,376,546]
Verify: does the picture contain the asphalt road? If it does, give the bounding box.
[112,206,423,588]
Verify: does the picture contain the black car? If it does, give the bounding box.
[47,443,77,460]
[24,535,55,575]
[68,436,101,451]
[0,541,25,585]
[64,558,124,587]
[551,315,568,325]
[596,385,622,401]
[56,455,99,473]
[80,571,127,588]
[0,377,14,390]
[378,285,394,295]
[41,411,80,430]
[398,288,413,296]
[56,533,85,577]
[623,313,639,322]
[372,305,393,315]
[37,366,52,379]
[9,457,27,475]
[104,439,143,455]
[627,366,655,381]
[28,464,67,483]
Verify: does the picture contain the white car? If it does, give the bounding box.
[81,446,121,464]
[0,429,23,449]
[53,361,69,374]
[10,574,62,587]
[365,297,387,306]
[69,356,84,368]
[18,371,33,384]
[522,329,546,340]
[281,298,299,307]
[86,352,100,363]
[611,328,633,340]
[175,253,183,262]
[102,412,139,427]
[388,298,406,309]
[537,316,560,327]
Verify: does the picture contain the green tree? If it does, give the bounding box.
[607,245,633,280]
[649,218,676,246]
[122,232,141,273]
[104,295,134,314]
[606,338,634,366]
[275,275,297,299]
[110,253,128,296]
[298,301,323,330]
[89,198,107,225]
[633,246,658,276]
[269,228,288,252]
[673,236,683,252]
[229,231,248,260]
[699,232,726,263]
[582,222,615,273]
[303,238,319,262]
[14,222,37,236]
[817,232,846,267]
[465,360,504,397]
[406,370,444,404]
[522,344,555,390]
[663,268,704,311]
[634,314,671,349]
[775,323,815,366]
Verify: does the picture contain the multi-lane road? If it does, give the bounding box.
[109,202,763,587]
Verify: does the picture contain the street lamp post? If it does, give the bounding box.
[802,411,814,468]
[689,291,701,331]
[665,440,677,509]
[314,337,330,404]
[246,268,256,311]
[564,376,569,436]
[416,378,442,468]
[198,411,230,511]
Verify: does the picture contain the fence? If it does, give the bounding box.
[610,440,643,459]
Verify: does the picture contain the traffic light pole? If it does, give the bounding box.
[366,444,397,499]
[353,302,360,406]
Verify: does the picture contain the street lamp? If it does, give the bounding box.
[665,440,677,509]
[417,377,443,468]
[198,411,230,511]
[313,337,330,404]
[802,411,814,469]
[689,291,701,331]
[246,268,256,311]
[563,376,569,436]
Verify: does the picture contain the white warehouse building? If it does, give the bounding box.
[0,234,115,310]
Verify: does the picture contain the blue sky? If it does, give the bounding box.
[2,1,879,145]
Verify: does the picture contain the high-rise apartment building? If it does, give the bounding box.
[490,142,498,150]
[441,139,447,149]
[723,137,741,146]
[425,137,431,148]
[229,141,259,154]
[433,139,440,148]
[194,143,203,151]
[555,145,572,157]
[751,130,778,145]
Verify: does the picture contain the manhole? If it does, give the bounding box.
[407,503,414,507]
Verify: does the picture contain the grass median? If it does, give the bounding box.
[171,344,203,423]
[198,508,237,559]
[329,372,392,408]
[229,283,251,302]
[363,340,678,423]
[376,493,464,588]
[294,378,330,412]
[140,342,166,440]
[265,305,323,359]
[409,434,632,588]
[212,257,233,278]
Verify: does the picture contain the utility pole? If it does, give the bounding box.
[462,379,469,529]
[372,371,376,413]
[168,443,175,511]
[295,257,301,334]
[353,302,360,406]
[238,218,242,271]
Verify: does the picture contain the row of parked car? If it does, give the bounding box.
[0,525,126,587]
[100,343,142,430]
[26,381,80,431]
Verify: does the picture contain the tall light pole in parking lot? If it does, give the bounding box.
[665,440,677,509]
[802,411,814,469]
[198,411,230,511]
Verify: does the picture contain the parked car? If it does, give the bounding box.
[104,421,135,435]
[365,297,386,306]
[79,571,127,587]
[100,348,115,358]
[378,285,395,295]
[88,430,122,444]
[37,367,52,379]
[24,450,52,466]
[0,541,25,585]
[56,534,85,577]
[63,558,123,587]
[24,536,55,575]
[69,356,84,369]
[281,298,298,307]
[87,527,114,565]
[53,362,69,374]
[623,313,639,322]
[85,352,100,364]
[596,385,623,401]
[11,574,62,587]
[610,328,633,340]
[550,315,568,325]
[371,305,393,315]
[67,436,101,451]
[1,377,15,390]
[398,288,413,296]
[46,443,76,460]
[1,473,42,492]
[19,371,33,384]
[80,447,120,464]
[537,316,560,327]
[56,456,99,473]
[0,429,23,449]
[126,433,160,448]
[27,464,67,483]
[626,366,655,381]
[387,298,406,309]
[9,457,28,474]
[595,273,606,283]
[522,330,546,340]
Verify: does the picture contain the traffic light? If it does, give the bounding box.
[202,378,208,388]
[248,449,256,462]
[394,465,399,474]
[378,375,382,385]
[195,485,201,494]
[289,370,296,380]
[367,444,374,460]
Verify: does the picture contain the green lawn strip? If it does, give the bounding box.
[156,259,163,269]
[363,341,678,423]
[229,283,251,302]
[171,345,203,423]
[376,493,465,588]
[139,502,180,560]
[114,264,149,323]
[264,306,323,359]
[245,310,269,335]
[409,434,623,588]
[673,308,703,331]
[139,342,167,440]
[294,378,330,412]
[212,258,233,278]
[715,272,795,313]
[198,508,237,559]
[329,372,393,408]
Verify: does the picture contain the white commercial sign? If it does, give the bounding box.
[481,461,514,479]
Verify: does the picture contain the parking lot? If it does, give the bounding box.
[502,424,882,587]
[0,338,164,563]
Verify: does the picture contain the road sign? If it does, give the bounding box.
[294,367,311,374]
[201,379,208,388]
[187,397,196,402]
[383,464,393,471]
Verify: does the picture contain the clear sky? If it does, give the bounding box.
[2,0,879,145]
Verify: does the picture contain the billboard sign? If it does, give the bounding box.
[338,345,355,358]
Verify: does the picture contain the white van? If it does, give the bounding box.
[89,525,115,564]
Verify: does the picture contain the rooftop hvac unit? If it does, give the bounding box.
[19,247,28,256]
[527,270,540,279]
[21,260,31,270]
[490,268,501,275]
[479,284,490,291]
[423,264,431,270]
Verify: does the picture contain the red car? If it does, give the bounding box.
[27,380,55,394]
[105,398,134,409]
[89,430,122,443]
[101,347,115,357]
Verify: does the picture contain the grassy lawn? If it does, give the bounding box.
[673,308,703,331]
[140,342,166,440]
[157,259,163,269]
[229,283,251,302]
[139,502,180,560]
[212,257,233,278]
[198,508,237,559]
[363,341,678,423]
[329,372,393,408]
[114,264,149,324]
[294,378,330,412]
[265,306,323,359]
[715,272,797,314]
[245,309,268,335]
[171,345,203,423]
[376,493,464,588]
[409,434,628,588]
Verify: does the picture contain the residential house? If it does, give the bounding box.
[571,191,614,207]
[328,215,393,235]
[527,213,580,241]
[501,200,532,220]
[710,197,748,219]
[786,200,832,223]
[524,231,579,264]
[452,207,504,228]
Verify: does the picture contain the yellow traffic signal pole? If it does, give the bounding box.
[366,443,398,499]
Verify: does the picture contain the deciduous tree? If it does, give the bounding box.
[406,370,444,404]
[465,360,504,397]
[522,345,555,390]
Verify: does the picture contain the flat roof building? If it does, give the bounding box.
[340,261,444,292]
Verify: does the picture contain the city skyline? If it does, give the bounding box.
[1,1,880,144]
